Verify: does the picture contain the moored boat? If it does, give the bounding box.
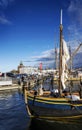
[25,90,82,120]
[24,9,82,120]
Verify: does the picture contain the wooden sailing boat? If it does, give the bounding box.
[24,10,82,120]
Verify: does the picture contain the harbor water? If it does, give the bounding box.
[0,89,82,130]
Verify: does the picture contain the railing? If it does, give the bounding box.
[0,77,12,86]
[0,77,12,81]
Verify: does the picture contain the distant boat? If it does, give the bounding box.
[0,73,12,86]
[24,9,82,120]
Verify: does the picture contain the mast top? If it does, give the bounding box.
[60,9,62,25]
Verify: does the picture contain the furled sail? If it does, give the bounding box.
[61,39,70,89]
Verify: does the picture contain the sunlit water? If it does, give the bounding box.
[0,89,82,130]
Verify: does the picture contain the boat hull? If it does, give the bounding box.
[26,92,82,120]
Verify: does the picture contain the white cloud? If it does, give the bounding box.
[30,49,58,68]
[68,0,82,25]
[0,0,14,8]
[30,41,82,68]
[0,15,11,24]
[68,0,78,12]
[31,49,55,61]
[67,0,82,49]
[0,0,14,24]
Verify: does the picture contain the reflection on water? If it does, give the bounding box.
[0,90,82,130]
[27,117,82,130]
[0,90,29,130]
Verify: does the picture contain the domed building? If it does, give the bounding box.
[18,61,24,73]
[18,61,38,74]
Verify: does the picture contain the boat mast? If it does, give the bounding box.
[59,9,63,95]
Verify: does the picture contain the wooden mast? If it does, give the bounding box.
[59,9,63,96]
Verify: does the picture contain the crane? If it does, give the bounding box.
[69,43,82,70]
[71,43,82,58]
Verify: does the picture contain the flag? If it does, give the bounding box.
[61,39,70,89]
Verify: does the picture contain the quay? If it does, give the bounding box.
[0,76,36,91]
[0,77,21,91]
[0,84,21,91]
[0,72,82,92]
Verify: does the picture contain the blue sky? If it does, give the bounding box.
[0,0,82,72]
